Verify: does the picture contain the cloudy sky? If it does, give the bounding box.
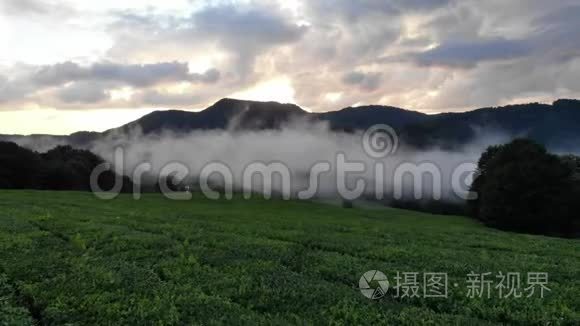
[1,0,580,134]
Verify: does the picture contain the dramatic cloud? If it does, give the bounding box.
[138,90,203,107]
[106,2,307,80]
[57,81,110,104]
[0,61,220,107]
[0,75,30,103]
[413,39,531,68]
[2,0,580,131]
[305,0,450,21]
[0,0,67,16]
[192,4,307,78]
[32,61,220,88]
[342,71,382,92]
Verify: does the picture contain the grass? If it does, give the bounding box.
[0,190,578,325]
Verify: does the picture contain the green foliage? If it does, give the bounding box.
[469,139,580,236]
[0,190,578,324]
[0,274,35,325]
[71,233,87,251]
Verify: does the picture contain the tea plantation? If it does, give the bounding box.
[0,191,578,325]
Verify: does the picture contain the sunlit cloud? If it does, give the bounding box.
[1,0,580,134]
[230,76,296,104]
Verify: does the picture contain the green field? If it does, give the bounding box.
[0,191,578,325]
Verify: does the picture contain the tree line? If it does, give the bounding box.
[0,141,132,192]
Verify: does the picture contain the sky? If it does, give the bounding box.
[1,0,580,135]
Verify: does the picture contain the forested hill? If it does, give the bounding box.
[2,98,580,151]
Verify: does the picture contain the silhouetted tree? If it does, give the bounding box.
[0,142,133,193]
[469,139,579,237]
[0,142,41,189]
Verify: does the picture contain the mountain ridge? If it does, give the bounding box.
[2,98,580,151]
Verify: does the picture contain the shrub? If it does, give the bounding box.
[469,139,580,237]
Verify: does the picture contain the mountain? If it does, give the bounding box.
[2,98,580,151]
[401,99,580,150]
[106,98,428,135]
[109,98,308,135]
[318,105,430,132]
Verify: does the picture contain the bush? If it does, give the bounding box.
[469,139,580,237]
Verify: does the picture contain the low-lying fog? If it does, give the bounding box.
[8,119,518,202]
